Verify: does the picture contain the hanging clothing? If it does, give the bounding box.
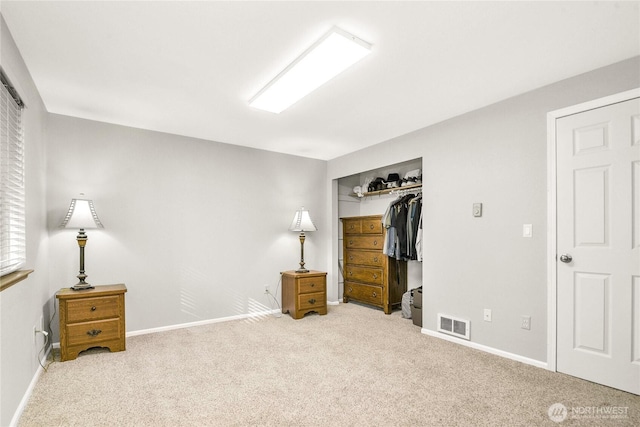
[382,192,422,261]
[415,206,423,262]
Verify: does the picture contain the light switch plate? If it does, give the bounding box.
[473,203,482,217]
[523,224,532,237]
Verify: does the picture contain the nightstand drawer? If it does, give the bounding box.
[66,295,120,323]
[297,292,325,311]
[345,250,384,267]
[345,235,383,250]
[298,276,325,294]
[67,318,121,346]
[344,265,384,285]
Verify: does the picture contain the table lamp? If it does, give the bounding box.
[61,198,103,290]
[288,207,317,273]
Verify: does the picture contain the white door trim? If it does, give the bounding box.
[546,88,640,372]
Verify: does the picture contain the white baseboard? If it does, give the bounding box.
[10,347,51,427]
[327,300,340,306]
[127,308,282,337]
[421,328,548,370]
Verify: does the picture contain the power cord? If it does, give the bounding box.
[265,276,283,318]
[36,302,57,371]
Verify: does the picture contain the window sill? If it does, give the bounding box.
[0,269,34,292]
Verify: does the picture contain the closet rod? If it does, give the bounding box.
[390,187,422,197]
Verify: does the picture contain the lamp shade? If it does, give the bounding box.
[61,199,104,229]
[288,207,317,232]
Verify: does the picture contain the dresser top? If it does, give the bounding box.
[56,283,127,299]
[340,215,382,221]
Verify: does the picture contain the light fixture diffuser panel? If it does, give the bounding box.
[249,27,371,114]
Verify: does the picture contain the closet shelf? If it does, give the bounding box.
[349,183,422,199]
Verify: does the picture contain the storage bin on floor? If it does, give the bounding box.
[411,286,422,327]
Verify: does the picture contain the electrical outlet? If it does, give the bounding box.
[483,309,492,322]
[521,315,531,330]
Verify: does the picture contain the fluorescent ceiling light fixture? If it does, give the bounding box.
[249,27,371,114]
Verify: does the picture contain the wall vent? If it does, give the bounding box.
[437,313,470,340]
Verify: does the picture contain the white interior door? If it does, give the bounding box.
[556,96,640,394]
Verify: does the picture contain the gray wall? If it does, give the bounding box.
[0,16,50,427]
[328,56,640,363]
[45,115,328,335]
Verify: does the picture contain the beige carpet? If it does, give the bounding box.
[19,303,639,426]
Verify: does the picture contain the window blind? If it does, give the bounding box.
[0,69,26,277]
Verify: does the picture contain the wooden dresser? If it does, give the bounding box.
[281,270,327,319]
[341,215,407,314]
[56,284,127,361]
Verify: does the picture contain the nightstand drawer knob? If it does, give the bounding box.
[87,329,102,337]
[91,306,97,311]
[310,283,315,287]
[308,298,316,304]
[373,274,378,279]
[372,292,377,298]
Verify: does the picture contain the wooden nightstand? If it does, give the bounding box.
[281,270,327,319]
[56,284,127,361]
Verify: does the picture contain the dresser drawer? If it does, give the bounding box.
[344,281,383,306]
[297,292,325,311]
[66,296,120,323]
[298,276,325,294]
[343,218,362,234]
[361,218,382,234]
[344,265,384,285]
[345,235,383,250]
[67,318,121,346]
[345,249,384,267]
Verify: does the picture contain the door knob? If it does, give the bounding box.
[559,254,573,263]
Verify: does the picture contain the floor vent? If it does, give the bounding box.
[437,313,470,340]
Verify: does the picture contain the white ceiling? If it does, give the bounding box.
[1,1,638,160]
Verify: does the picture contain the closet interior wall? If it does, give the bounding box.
[337,159,423,307]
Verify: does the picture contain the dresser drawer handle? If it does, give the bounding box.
[310,283,315,287]
[372,292,377,298]
[91,306,97,311]
[349,255,353,261]
[349,240,353,245]
[349,224,355,229]
[373,274,378,279]
[308,298,316,305]
[87,329,102,337]
[348,287,353,293]
[373,257,379,262]
[369,224,374,230]
[373,240,378,246]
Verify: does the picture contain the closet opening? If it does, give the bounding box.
[336,158,423,321]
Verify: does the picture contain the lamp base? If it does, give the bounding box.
[70,282,94,291]
[295,268,310,273]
